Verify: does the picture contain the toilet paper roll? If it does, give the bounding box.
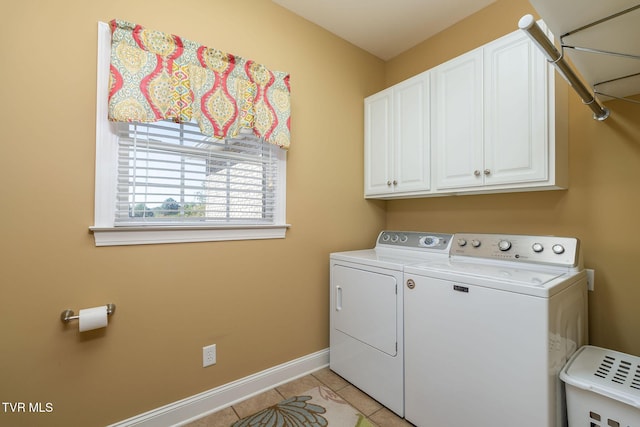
[78,306,108,332]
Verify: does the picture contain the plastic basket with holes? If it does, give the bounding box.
[560,345,640,427]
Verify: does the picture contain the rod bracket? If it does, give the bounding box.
[518,14,610,121]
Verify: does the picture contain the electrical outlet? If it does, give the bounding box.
[586,269,595,291]
[203,344,216,367]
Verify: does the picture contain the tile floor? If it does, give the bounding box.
[183,367,415,427]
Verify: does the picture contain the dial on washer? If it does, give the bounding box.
[498,240,511,251]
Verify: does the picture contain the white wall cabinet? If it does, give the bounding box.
[432,48,484,190]
[364,72,431,197]
[364,88,393,196]
[365,23,567,199]
[435,28,557,192]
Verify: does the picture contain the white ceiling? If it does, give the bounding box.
[272,0,497,60]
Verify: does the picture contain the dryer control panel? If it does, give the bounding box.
[452,233,581,267]
[377,231,452,252]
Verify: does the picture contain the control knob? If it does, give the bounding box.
[457,238,467,247]
[532,243,544,253]
[471,239,481,248]
[420,236,440,247]
[552,244,565,254]
[498,240,511,251]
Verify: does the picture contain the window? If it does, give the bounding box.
[91,22,287,246]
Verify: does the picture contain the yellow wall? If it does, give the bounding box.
[3,0,640,425]
[0,1,385,425]
[385,0,640,357]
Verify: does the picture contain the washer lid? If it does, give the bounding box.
[421,260,566,286]
[404,259,585,297]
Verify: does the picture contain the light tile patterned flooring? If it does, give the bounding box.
[184,367,415,427]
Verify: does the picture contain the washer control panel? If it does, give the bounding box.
[452,233,580,267]
[377,231,452,251]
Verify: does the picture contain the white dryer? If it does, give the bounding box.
[403,233,588,427]
[330,230,452,416]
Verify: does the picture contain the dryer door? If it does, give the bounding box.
[333,264,398,355]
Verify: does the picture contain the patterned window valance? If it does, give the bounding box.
[107,19,291,149]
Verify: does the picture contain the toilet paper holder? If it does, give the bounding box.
[60,304,116,323]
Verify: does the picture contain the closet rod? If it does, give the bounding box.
[518,14,610,121]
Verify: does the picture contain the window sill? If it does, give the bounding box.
[89,224,290,247]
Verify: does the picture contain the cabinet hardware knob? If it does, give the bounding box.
[393,180,398,185]
[484,169,491,175]
[387,181,392,186]
[474,170,481,176]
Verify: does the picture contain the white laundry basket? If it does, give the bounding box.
[560,345,640,427]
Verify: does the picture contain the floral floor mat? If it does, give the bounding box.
[231,385,375,427]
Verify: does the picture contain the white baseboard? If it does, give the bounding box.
[107,348,330,427]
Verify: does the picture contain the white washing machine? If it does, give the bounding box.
[330,230,453,416]
[403,233,588,427]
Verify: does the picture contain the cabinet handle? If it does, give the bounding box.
[484,169,491,175]
[474,170,481,176]
[336,286,342,311]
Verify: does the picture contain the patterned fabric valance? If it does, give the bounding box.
[107,20,291,149]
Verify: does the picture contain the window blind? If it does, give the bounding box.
[115,120,279,225]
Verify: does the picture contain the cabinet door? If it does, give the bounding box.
[393,73,430,193]
[483,30,548,185]
[364,89,393,196]
[433,49,484,190]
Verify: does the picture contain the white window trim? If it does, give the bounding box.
[90,22,289,246]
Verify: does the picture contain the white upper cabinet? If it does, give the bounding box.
[436,28,553,191]
[365,23,568,199]
[365,72,430,197]
[433,48,484,190]
[483,29,548,186]
[364,88,394,196]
